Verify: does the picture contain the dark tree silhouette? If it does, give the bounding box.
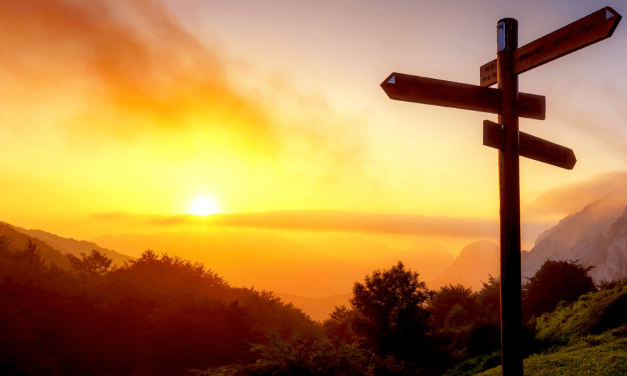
[350,261,437,365]
[523,259,596,321]
[0,247,321,376]
[323,305,359,346]
[430,284,477,329]
[476,274,500,325]
[12,238,45,269]
[66,249,113,280]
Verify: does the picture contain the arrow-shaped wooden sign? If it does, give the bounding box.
[481,6,621,86]
[483,120,576,169]
[381,73,545,120]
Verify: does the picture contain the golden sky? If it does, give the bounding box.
[1,0,626,254]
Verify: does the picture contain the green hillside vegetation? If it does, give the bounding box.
[534,285,627,345]
[475,325,627,375]
[447,284,627,376]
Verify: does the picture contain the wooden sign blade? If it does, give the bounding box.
[519,93,546,121]
[382,73,545,120]
[480,59,497,87]
[480,6,621,86]
[381,73,500,114]
[483,120,576,169]
[514,6,621,75]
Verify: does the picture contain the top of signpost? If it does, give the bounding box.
[480,6,622,87]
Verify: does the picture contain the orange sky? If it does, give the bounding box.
[1,0,626,256]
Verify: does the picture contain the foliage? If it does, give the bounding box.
[441,351,501,376]
[534,285,627,344]
[350,261,448,372]
[523,259,596,323]
[476,275,500,326]
[597,277,627,292]
[351,262,432,355]
[192,336,406,376]
[430,284,477,329]
[0,246,321,376]
[474,325,627,376]
[11,238,46,270]
[323,305,361,346]
[66,249,113,280]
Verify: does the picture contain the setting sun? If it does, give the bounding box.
[189,196,221,216]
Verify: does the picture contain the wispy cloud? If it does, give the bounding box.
[91,209,553,244]
[525,171,627,219]
[214,210,499,237]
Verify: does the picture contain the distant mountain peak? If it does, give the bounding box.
[428,239,499,291]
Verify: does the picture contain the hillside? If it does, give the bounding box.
[523,195,627,282]
[446,285,627,376]
[475,326,627,376]
[0,222,70,268]
[14,227,133,267]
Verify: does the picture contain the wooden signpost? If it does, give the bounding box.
[380,6,621,376]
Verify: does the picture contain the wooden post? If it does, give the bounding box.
[497,18,524,376]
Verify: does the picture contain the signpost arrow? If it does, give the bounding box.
[381,73,546,120]
[483,120,576,169]
[481,6,621,87]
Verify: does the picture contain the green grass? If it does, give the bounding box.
[534,285,627,345]
[474,326,627,375]
[442,352,501,376]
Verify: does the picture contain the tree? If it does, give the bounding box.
[523,259,596,321]
[350,261,436,364]
[12,238,45,270]
[66,249,113,280]
[323,305,359,346]
[429,284,477,329]
[467,275,501,356]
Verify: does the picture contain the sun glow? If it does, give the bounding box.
[189,196,221,216]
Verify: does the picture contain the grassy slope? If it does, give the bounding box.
[473,286,627,375]
[475,326,627,375]
[534,285,627,345]
[445,286,627,376]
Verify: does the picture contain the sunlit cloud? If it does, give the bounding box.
[525,171,627,220]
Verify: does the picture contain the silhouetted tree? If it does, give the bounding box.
[12,238,45,270]
[465,275,501,357]
[0,247,321,376]
[430,284,477,329]
[476,274,500,325]
[323,305,360,346]
[66,249,113,280]
[0,235,10,253]
[350,261,443,369]
[523,259,596,322]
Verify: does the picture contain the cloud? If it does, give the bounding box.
[0,0,276,146]
[525,171,627,219]
[214,210,499,237]
[91,209,553,244]
[90,212,203,226]
[0,0,374,196]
